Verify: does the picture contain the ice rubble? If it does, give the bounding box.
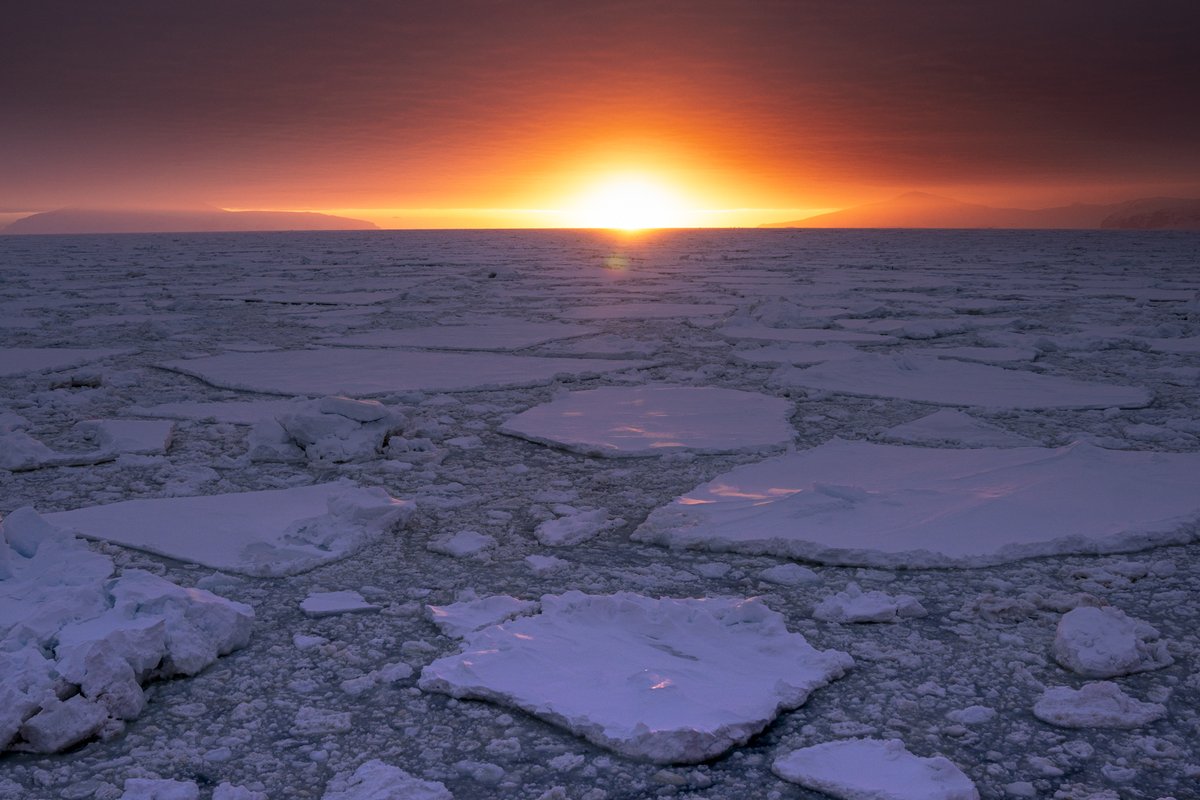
[419,591,853,764]
[0,508,253,754]
[160,349,647,395]
[772,739,979,800]
[771,352,1151,409]
[881,409,1039,447]
[247,396,404,463]
[500,386,795,457]
[812,582,927,623]
[324,318,596,350]
[0,347,129,377]
[1052,606,1173,678]
[632,440,1200,568]
[321,759,452,800]
[1033,682,1167,729]
[45,483,413,577]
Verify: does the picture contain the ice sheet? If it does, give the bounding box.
[324,319,596,350]
[0,347,129,377]
[633,440,1200,568]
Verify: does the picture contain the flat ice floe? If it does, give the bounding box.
[419,591,853,764]
[324,319,596,350]
[632,440,1200,568]
[500,386,795,457]
[558,302,734,320]
[127,399,306,425]
[717,320,897,345]
[881,409,1039,447]
[0,347,129,377]
[1,509,253,754]
[771,353,1150,409]
[45,484,414,577]
[772,739,979,800]
[161,349,647,396]
[1032,682,1167,729]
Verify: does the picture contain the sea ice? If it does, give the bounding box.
[772,738,979,800]
[76,419,175,455]
[717,319,897,345]
[731,342,862,366]
[500,386,795,457]
[533,508,621,546]
[325,319,596,350]
[1,509,253,754]
[248,396,404,463]
[0,429,111,471]
[128,398,307,425]
[425,594,539,638]
[1052,606,1173,678]
[0,347,128,377]
[161,349,647,396]
[1033,682,1167,728]
[119,778,200,800]
[426,530,496,558]
[45,483,414,577]
[301,591,380,618]
[881,409,1039,448]
[419,591,853,764]
[632,440,1200,568]
[321,760,452,800]
[812,582,927,623]
[559,302,733,319]
[772,353,1150,409]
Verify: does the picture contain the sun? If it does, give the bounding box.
[565,175,693,230]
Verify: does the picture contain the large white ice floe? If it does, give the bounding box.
[324,318,596,351]
[0,347,129,377]
[1052,606,1173,678]
[418,591,853,764]
[772,738,979,800]
[500,386,795,457]
[632,440,1200,568]
[321,759,452,800]
[771,353,1150,409]
[881,409,1039,448]
[44,483,414,577]
[160,349,647,396]
[1033,682,1167,729]
[0,508,253,754]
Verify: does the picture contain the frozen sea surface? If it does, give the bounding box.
[2,229,1199,799]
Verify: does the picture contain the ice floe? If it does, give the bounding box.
[1052,606,1173,678]
[633,440,1200,568]
[718,320,897,345]
[321,760,452,800]
[772,353,1150,409]
[419,591,853,764]
[128,399,307,425]
[324,319,596,350]
[1,508,253,754]
[300,591,380,618]
[425,593,539,638]
[161,349,647,396]
[559,302,734,320]
[0,347,129,377]
[500,385,795,457]
[247,396,404,463]
[772,738,979,800]
[1033,682,1167,729]
[881,409,1039,447]
[45,483,413,577]
[75,419,175,455]
[812,582,927,623]
[533,508,622,546]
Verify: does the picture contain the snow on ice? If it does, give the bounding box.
[0,508,252,754]
[1033,682,1167,729]
[321,760,451,800]
[1052,606,1174,678]
[45,483,414,576]
[324,318,596,350]
[772,738,979,800]
[881,409,1039,447]
[633,440,1200,567]
[812,582,928,623]
[419,591,853,764]
[0,347,129,377]
[500,385,795,457]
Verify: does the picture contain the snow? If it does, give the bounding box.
[772,739,979,800]
[772,353,1151,409]
[1,508,253,754]
[881,409,1039,447]
[128,399,307,424]
[419,591,853,764]
[300,590,380,617]
[533,508,620,546]
[248,396,404,463]
[812,582,927,623]
[161,349,648,396]
[76,418,175,455]
[324,319,596,350]
[633,440,1200,568]
[1033,682,1167,728]
[321,760,452,800]
[1052,606,1174,678]
[425,593,539,638]
[45,483,414,577]
[500,385,795,457]
[0,347,129,377]
[426,530,496,558]
[0,429,111,471]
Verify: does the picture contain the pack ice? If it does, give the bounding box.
[418,591,853,764]
[0,509,253,754]
[0,347,129,377]
[633,440,1200,568]
[324,318,596,350]
[500,385,795,457]
[771,352,1150,409]
[45,483,414,577]
[772,739,979,800]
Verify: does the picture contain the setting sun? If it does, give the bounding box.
[565,175,694,230]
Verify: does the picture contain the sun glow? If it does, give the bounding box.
[565,175,693,230]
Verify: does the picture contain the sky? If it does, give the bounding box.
[3,0,1199,228]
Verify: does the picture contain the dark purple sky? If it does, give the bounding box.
[3,0,1198,223]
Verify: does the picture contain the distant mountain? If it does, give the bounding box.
[2,207,377,235]
[762,192,1200,229]
[1100,197,1200,230]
